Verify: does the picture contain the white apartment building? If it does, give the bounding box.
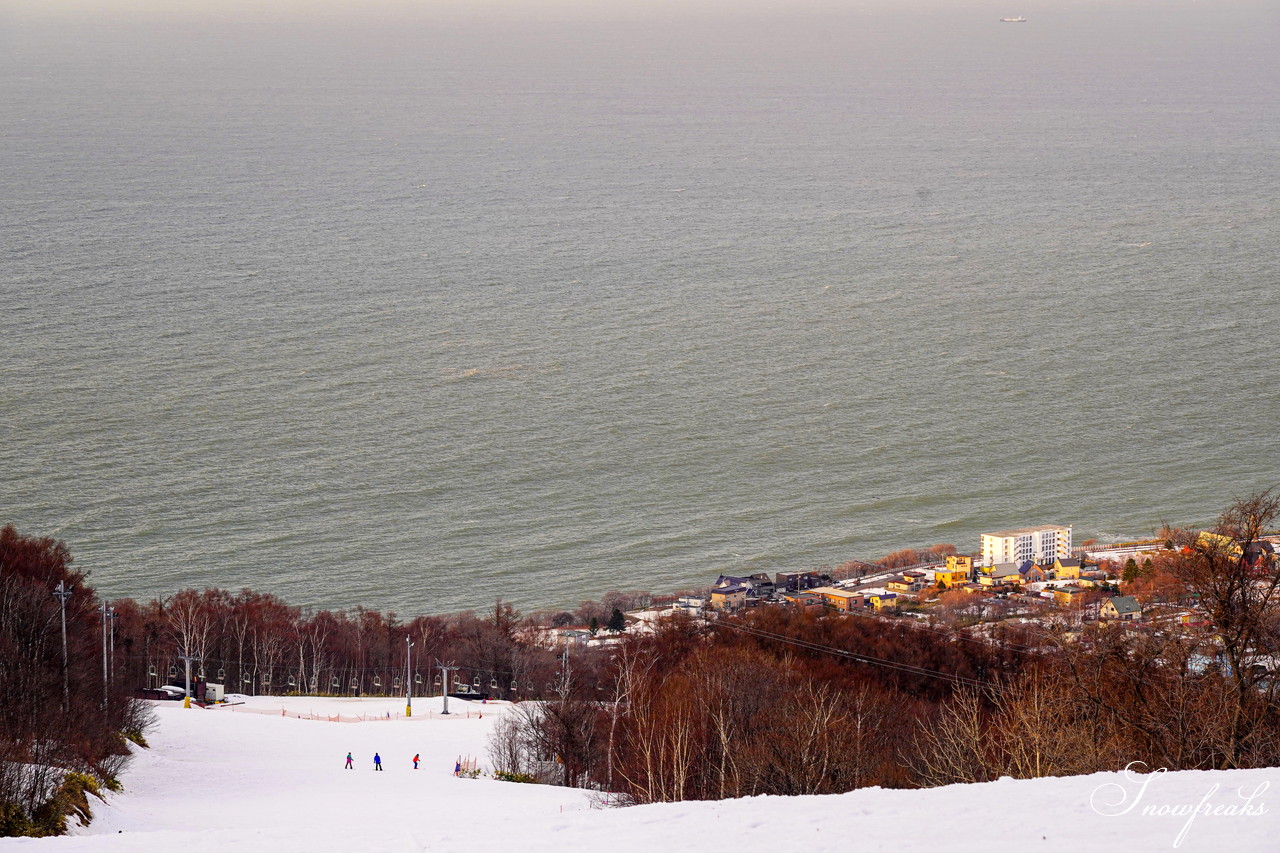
[980,524,1072,567]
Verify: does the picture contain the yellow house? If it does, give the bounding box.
[710,585,748,611]
[933,566,969,587]
[865,591,898,610]
[945,554,974,574]
[1197,531,1243,558]
[1053,586,1087,608]
[1100,596,1142,621]
[1054,558,1082,580]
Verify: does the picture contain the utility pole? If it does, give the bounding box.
[52,581,73,708]
[556,642,572,699]
[109,608,117,682]
[436,661,459,715]
[100,600,110,708]
[405,635,414,717]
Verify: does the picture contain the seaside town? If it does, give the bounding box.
[546,523,1273,653]
[118,520,1280,703]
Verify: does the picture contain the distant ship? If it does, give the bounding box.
[1000,16,1028,22]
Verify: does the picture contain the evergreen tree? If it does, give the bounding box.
[607,608,626,633]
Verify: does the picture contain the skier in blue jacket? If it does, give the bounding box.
[374,752,383,771]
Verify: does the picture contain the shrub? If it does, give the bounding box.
[28,772,102,837]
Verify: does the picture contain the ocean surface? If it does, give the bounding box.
[3,0,1279,615]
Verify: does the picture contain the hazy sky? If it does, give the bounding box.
[1,0,1188,25]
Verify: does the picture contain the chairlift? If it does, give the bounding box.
[373,676,382,689]
[287,675,297,688]
[489,677,499,690]
[169,665,178,679]
[197,669,205,680]
[545,682,555,692]
[510,682,518,692]
[331,676,340,689]
[349,678,358,691]
[217,668,226,680]
[261,673,271,685]
[242,672,252,684]
[433,674,442,686]
[525,681,533,692]
[471,676,480,689]
[147,665,157,676]
[393,676,402,689]
[414,673,423,685]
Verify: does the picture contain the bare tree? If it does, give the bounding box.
[1166,489,1280,767]
[914,687,994,786]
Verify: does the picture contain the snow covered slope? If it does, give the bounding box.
[4,695,1274,852]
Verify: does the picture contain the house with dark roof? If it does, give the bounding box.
[710,583,750,611]
[715,574,774,598]
[776,570,823,593]
[1100,595,1143,621]
[782,591,824,610]
[1019,561,1047,583]
[1054,585,1087,608]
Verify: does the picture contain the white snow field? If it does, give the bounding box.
[3,694,1275,853]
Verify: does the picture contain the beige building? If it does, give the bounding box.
[809,586,864,612]
[981,525,1072,567]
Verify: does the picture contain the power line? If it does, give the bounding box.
[710,618,998,691]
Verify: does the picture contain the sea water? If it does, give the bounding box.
[3,0,1279,614]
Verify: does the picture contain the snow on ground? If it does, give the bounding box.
[2,694,1276,853]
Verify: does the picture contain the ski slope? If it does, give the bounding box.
[4,694,1274,852]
